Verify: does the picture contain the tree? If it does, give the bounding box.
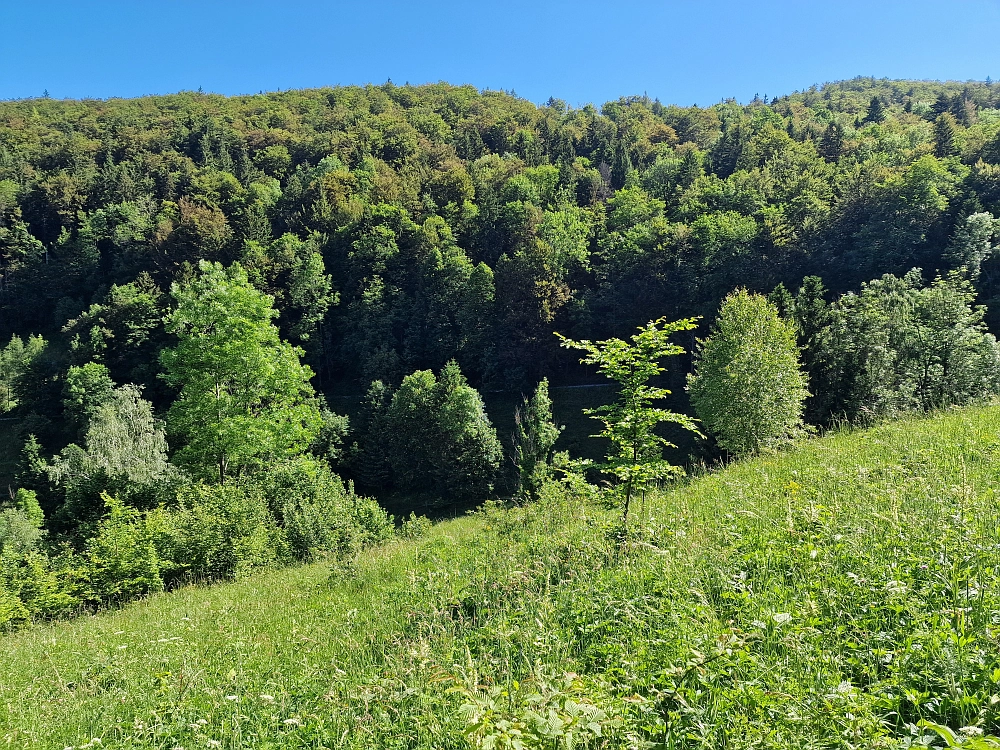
[865,96,888,124]
[767,282,794,319]
[381,361,503,500]
[811,270,1000,421]
[46,381,180,531]
[160,261,323,483]
[688,290,809,457]
[61,363,115,438]
[934,113,959,157]
[557,318,700,527]
[0,335,47,413]
[945,212,998,278]
[819,122,844,160]
[513,378,562,500]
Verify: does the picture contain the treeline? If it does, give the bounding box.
[5,78,1000,395]
[4,77,1000,627]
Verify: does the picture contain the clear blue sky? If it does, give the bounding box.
[2,0,999,107]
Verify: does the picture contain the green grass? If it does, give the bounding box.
[4,406,1000,748]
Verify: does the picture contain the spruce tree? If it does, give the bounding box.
[934,113,959,157]
[513,378,562,500]
[865,96,887,124]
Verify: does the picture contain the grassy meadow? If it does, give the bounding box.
[3,406,1000,748]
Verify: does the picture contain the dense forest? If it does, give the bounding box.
[4,76,1000,626]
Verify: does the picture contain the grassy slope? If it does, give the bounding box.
[3,407,1000,748]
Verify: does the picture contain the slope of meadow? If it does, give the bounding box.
[3,406,1000,749]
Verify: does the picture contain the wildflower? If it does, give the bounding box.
[225,695,238,701]
[206,742,221,749]
[772,612,792,625]
[283,717,303,727]
[259,694,275,703]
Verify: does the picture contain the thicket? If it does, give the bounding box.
[0,261,392,630]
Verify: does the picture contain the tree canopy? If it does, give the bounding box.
[160,260,322,482]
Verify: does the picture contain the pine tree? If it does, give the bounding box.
[819,122,844,160]
[865,96,887,124]
[767,283,794,319]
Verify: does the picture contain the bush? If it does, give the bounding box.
[258,455,393,560]
[398,512,433,539]
[0,490,44,557]
[84,494,164,601]
[0,549,83,625]
[155,483,287,584]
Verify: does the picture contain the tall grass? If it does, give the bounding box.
[3,406,1000,748]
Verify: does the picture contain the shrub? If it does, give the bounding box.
[257,455,392,560]
[0,490,44,557]
[398,512,432,539]
[156,483,287,583]
[84,494,164,601]
[0,549,83,624]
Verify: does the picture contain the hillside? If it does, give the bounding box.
[3,405,1000,748]
[4,77,1000,501]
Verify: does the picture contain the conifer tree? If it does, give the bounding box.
[934,113,959,157]
[865,96,887,124]
[513,378,562,500]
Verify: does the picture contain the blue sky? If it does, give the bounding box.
[2,0,999,107]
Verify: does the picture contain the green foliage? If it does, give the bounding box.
[61,362,115,437]
[84,494,164,601]
[946,211,998,278]
[6,407,1000,747]
[936,112,960,157]
[160,260,323,482]
[0,335,47,413]
[154,483,286,582]
[807,270,1000,423]
[368,361,504,499]
[558,317,700,525]
[398,512,432,539]
[0,490,44,558]
[513,378,562,500]
[46,382,179,531]
[688,290,809,456]
[309,399,351,467]
[256,455,392,560]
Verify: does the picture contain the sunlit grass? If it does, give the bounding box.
[3,406,1000,748]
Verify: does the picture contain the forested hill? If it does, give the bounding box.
[3,77,1000,393]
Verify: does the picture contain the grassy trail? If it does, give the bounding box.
[4,407,1000,748]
